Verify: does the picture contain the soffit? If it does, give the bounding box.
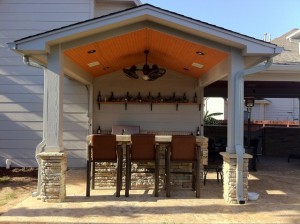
[64,28,229,78]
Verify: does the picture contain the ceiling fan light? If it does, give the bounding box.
[143,64,150,75]
[152,64,159,70]
[123,50,166,81]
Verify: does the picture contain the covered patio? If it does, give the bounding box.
[8,4,281,204]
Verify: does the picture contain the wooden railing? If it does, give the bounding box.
[251,120,299,127]
[206,120,300,127]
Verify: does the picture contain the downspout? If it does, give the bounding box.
[235,57,273,204]
[23,56,46,197]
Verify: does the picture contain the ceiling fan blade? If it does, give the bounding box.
[149,67,166,79]
[123,65,138,79]
[158,68,166,75]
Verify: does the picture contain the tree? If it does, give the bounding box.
[204,111,223,125]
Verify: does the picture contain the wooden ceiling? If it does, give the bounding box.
[64,28,229,78]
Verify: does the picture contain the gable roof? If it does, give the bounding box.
[11,3,279,54]
[8,3,282,84]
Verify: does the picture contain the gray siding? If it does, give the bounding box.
[0,0,92,167]
[94,1,136,17]
[264,98,299,121]
[64,78,89,168]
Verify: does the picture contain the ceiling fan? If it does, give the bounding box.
[123,50,166,81]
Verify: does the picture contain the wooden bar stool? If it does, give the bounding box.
[165,135,201,198]
[86,134,123,197]
[125,134,160,197]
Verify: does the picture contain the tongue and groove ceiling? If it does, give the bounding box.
[64,28,229,78]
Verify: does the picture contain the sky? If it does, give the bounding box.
[142,0,300,40]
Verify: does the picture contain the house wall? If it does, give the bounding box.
[94,70,201,133]
[0,0,134,168]
[224,98,300,121]
[94,0,137,17]
[264,98,299,121]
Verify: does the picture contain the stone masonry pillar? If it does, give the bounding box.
[221,152,252,204]
[37,152,67,202]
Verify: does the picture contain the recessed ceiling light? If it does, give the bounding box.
[88,61,100,67]
[196,51,205,55]
[88,49,96,54]
[183,67,190,71]
[192,62,204,69]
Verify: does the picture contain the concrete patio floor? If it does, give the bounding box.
[0,156,299,224]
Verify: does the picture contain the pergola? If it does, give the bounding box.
[8,4,282,203]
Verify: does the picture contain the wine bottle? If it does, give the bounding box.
[196,126,200,136]
[110,92,114,101]
[97,126,101,134]
[137,92,142,102]
[183,92,187,102]
[194,93,197,103]
[148,92,152,102]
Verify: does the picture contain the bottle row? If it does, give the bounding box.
[97,91,198,103]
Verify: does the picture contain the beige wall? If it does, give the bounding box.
[94,69,201,134]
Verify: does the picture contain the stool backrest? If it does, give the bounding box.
[171,135,196,161]
[131,134,156,160]
[90,134,117,160]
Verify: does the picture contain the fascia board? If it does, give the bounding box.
[263,64,300,73]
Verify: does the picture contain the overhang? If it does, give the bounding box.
[8,4,281,85]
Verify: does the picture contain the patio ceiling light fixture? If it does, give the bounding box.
[123,50,166,81]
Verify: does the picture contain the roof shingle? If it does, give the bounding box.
[272,29,300,65]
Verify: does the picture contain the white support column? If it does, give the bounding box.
[37,44,66,202]
[223,48,252,204]
[227,48,244,153]
[45,44,64,152]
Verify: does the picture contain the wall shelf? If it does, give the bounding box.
[97,101,200,111]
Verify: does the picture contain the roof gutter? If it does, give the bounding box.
[23,55,45,69]
[235,57,273,204]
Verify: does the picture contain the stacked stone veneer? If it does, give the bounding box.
[94,137,208,190]
[221,152,252,204]
[37,152,67,202]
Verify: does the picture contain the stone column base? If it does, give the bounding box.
[220,152,252,204]
[37,152,67,202]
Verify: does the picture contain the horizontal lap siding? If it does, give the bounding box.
[64,78,89,167]
[0,0,91,167]
[94,2,136,17]
[265,98,299,121]
[94,71,201,134]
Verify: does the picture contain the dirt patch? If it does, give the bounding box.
[0,167,38,215]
